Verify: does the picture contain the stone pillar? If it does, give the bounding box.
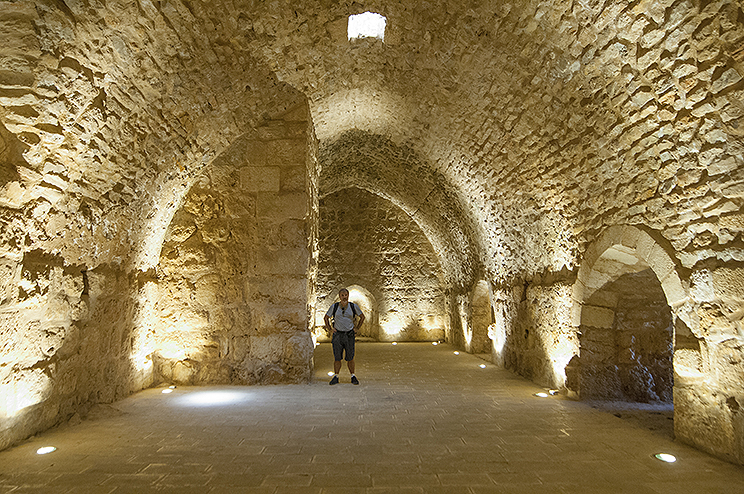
[154,106,315,385]
[674,263,744,464]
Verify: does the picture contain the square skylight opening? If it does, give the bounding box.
[348,12,386,42]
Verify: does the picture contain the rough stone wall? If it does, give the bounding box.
[155,110,314,385]
[493,280,577,388]
[0,0,305,450]
[577,269,673,402]
[316,187,446,341]
[0,255,149,451]
[318,132,479,290]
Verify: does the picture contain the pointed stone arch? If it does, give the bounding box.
[568,224,687,401]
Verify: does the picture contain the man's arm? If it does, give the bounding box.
[324,313,335,334]
[354,311,366,331]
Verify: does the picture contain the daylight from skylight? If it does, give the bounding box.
[348,12,386,41]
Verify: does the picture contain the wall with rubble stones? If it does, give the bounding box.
[154,111,315,385]
[0,0,307,450]
[315,187,446,342]
[576,269,674,402]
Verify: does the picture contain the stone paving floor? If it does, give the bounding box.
[1,342,742,493]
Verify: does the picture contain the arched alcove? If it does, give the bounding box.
[150,107,316,386]
[568,226,687,410]
[316,187,447,342]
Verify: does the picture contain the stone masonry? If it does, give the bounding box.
[0,0,743,467]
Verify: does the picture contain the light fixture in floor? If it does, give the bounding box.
[432,342,438,346]
[392,342,397,345]
[162,389,174,394]
[654,453,677,463]
[535,392,549,398]
[36,446,56,455]
[479,364,486,368]
[454,351,459,355]
[327,371,334,376]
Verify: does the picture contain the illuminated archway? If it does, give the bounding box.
[568,226,687,402]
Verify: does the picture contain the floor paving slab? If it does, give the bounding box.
[0,342,743,493]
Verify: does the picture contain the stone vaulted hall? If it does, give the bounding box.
[1,0,744,492]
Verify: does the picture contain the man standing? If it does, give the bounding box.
[325,288,365,385]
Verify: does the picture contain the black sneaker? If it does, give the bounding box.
[351,376,359,385]
[329,376,339,385]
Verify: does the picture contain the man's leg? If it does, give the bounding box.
[330,333,342,385]
[347,359,355,374]
[347,333,358,384]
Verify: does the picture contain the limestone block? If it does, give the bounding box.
[241,166,280,192]
[581,305,615,328]
[0,257,19,304]
[172,360,196,383]
[194,274,220,306]
[167,223,197,243]
[721,183,744,201]
[200,218,230,244]
[711,68,742,94]
[257,122,289,141]
[256,192,308,219]
[266,139,306,166]
[224,194,256,218]
[326,17,348,44]
[689,269,716,303]
[249,334,285,362]
[713,266,744,300]
[281,166,306,192]
[249,276,306,305]
[256,247,307,276]
[674,386,737,461]
[285,332,313,367]
[229,335,251,362]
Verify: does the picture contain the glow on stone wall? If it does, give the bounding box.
[130,278,158,376]
[312,88,410,144]
[378,308,444,341]
[459,296,472,347]
[0,369,51,419]
[540,286,577,388]
[489,307,507,356]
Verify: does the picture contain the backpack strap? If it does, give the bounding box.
[332,301,357,318]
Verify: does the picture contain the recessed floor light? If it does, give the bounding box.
[392,342,397,345]
[162,389,173,394]
[479,364,486,368]
[432,342,438,346]
[327,371,334,376]
[535,392,549,398]
[454,351,459,355]
[36,446,56,455]
[654,453,677,463]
